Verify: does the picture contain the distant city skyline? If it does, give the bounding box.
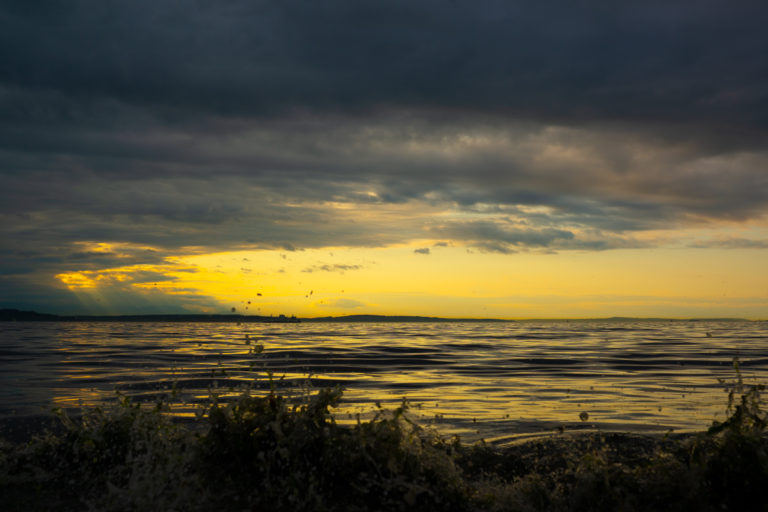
[1,1,767,319]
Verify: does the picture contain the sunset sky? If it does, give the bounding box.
[1,1,767,318]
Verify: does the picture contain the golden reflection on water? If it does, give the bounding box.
[328,376,734,442]
[2,321,765,442]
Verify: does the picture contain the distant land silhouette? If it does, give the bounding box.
[0,309,752,323]
[305,314,507,322]
[0,309,299,323]
[0,309,504,323]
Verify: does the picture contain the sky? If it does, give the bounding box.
[1,0,767,319]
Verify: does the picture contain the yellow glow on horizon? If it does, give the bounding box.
[53,238,768,319]
[168,243,768,318]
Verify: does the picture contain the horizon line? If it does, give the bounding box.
[0,308,760,322]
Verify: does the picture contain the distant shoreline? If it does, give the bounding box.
[0,309,300,323]
[0,308,754,323]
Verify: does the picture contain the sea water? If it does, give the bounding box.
[1,320,767,444]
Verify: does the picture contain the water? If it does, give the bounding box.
[1,320,767,444]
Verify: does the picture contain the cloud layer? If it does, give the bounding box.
[1,1,767,311]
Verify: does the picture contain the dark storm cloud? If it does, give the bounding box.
[0,112,763,265]
[3,1,767,131]
[1,0,768,311]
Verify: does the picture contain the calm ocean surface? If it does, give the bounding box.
[1,320,767,444]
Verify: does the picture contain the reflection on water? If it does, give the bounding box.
[1,320,767,442]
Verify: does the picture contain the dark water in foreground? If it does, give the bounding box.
[1,320,767,444]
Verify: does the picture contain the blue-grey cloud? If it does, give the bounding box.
[433,220,649,253]
[318,298,366,309]
[302,264,363,273]
[688,238,768,249]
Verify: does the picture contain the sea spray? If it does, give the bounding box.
[2,364,768,511]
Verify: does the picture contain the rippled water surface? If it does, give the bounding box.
[2,320,767,443]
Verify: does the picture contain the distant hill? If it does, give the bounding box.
[0,309,60,321]
[303,314,509,322]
